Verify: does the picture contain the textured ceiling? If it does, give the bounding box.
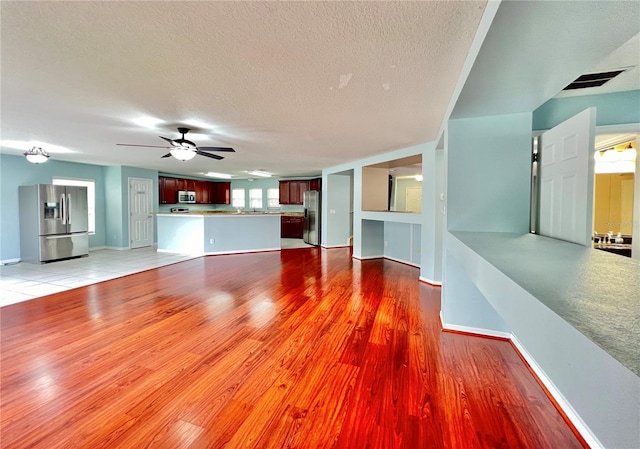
[0,1,486,178]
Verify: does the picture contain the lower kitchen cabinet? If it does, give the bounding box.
[281,216,304,238]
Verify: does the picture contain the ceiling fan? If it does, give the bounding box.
[117,127,235,161]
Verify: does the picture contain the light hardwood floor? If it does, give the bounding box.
[0,247,586,448]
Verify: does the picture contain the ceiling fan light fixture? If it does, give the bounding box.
[24,146,50,164]
[170,148,197,161]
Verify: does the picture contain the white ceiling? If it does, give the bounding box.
[1,2,638,180]
[0,1,487,178]
[451,1,640,119]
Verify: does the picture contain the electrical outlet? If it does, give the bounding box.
[384,240,388,247]
[210,238,215,244]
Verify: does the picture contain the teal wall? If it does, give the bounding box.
[0,154,107,261]
[0,154,161,259]
[447,112,532,233]
[533,90,640,131]
[104,166,123,248]
[361,219,384,258]
[324,173,352,247]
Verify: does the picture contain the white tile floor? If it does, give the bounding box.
[0,247,196,307]
[0,239,315,307]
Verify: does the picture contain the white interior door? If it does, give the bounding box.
[129,177,154,249]
[539,107,596,246]
[406,187,422,213]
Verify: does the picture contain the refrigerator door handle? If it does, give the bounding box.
[67,194,72,224]
[45,233,88,240]
[61,194,66,225]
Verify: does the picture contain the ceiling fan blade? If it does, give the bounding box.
[161,153,172,158]
[197,146,236,152]
[159,136,178,146]
[117,143,171,148]
[196,150,224,160]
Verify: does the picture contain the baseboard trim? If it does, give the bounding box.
[509,335,601,449]
[104,246,129,251]
[322,244,350,248]
[157,249,203,256]
[419,276,442,286]
[439,318,601,448]
[353,254,384,260]
[0,258,21,266]
[384,255,420,268]
[205,247,281,256]
[440,322,511,340]
[89,246,106,252]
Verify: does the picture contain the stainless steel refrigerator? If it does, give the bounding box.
[303,190,321,245]
[19,184,89,263]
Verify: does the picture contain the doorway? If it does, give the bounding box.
[592,135,637,258]
[128,177,154,249]
[533,129,638,258]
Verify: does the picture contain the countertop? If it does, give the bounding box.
[157,211,304,217]
[451,231,640,377]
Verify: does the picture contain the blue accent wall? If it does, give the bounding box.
[447,112,532,233]
[0,154,107,261]
[533,90,640,131]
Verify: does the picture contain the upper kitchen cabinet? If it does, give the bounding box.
[279,181,290,205]
[213,182,231,205]
[279,179,320,205]
[159,176,178,204]
[194,180,212,204]
[159,176,229,204]
[176,178,195,192]
[309,178,321,191]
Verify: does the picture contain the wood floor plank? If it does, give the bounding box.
[0,248,586,449]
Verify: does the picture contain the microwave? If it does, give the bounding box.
[178,190,196,203]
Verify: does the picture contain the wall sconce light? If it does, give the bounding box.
[24,146,50,164]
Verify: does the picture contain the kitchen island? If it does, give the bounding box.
[157,213,281,256]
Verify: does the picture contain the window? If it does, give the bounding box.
[249,188,263,209]
[267,188,280,208]
[232,188,245,208]
[53,178,95,234]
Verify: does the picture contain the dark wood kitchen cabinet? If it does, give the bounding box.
[159,176,178,204]
[279,180,311,205]
[160,177,230,205]
[213,182,231,205]
[281,215,304,238]
[309,178,321,191]
[176,178,195,192]
[279,182,290,205]
[194,180,212,204]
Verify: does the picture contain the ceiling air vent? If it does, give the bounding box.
[562,70,625,90]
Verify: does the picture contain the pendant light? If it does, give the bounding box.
[24,146,50,164]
